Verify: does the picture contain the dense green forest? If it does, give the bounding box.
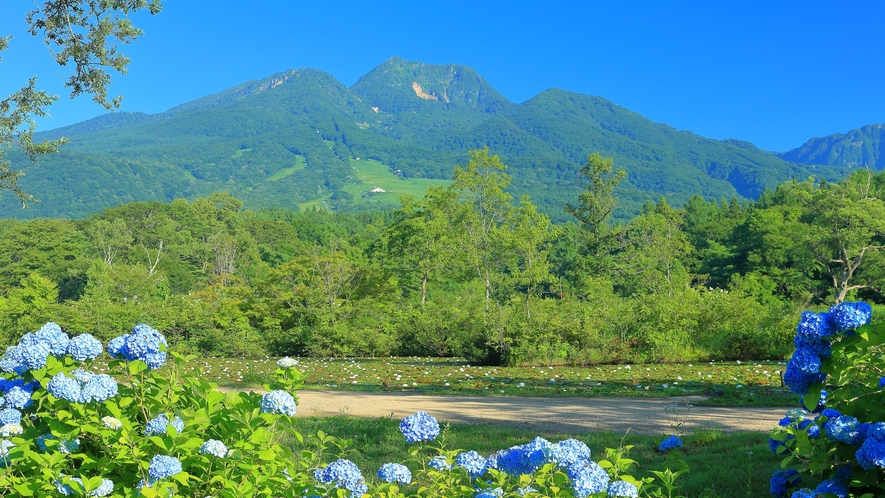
[2,58,850,221]
[2,150,884,366]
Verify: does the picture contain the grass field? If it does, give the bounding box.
[188,356,796,407]
[230,147,252,158]
[298,157,450,211]
[288,416,781,497]
[267,154,307,181]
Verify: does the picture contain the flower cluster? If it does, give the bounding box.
[107,324,168,369]
[145,413,185,435]
[377,462,412,484]
[314,458,368,497]
[771,301,882,497]
[399,410,440,444]
[148,454,183,480]
[785,303,871,396]
[658,435,683,451]
[259,390,297,416]
[455,450,487,477]
[277,356,298,368]
[46,371,118,403]
[199,439,228,458]
[66,334,104,362]
[1,322,69,374]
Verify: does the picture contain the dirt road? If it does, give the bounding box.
[293,390,787,435]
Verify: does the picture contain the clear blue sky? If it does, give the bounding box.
[2,0,884,152]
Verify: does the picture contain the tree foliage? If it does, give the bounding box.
[1,0,162,204]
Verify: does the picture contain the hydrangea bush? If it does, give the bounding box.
[0,322,689,497]
[770,301,885,497]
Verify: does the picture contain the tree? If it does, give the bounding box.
[502,196,559,317]
[450,148,513,313]
[564,153,627,292]
[805,171,885,303]
[381,187,457,306]
[1,1,162,204]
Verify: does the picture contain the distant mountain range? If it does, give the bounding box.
[1,57,872,220]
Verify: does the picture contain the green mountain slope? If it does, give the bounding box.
[778,123,885,170]
[1,58,845,220]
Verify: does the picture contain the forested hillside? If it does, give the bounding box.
[2,152,883,365]
[2,58,845,220]
[779,123,885,170]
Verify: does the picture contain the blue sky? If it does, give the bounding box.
[2,0,884,152]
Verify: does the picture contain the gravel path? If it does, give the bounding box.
[293,390,786,435]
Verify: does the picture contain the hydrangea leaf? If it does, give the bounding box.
[803,384,825,412]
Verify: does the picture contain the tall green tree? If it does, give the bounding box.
[450,148,513,312]
[806,170,885,303]
[502,196,560,317]
[1,1,162,204]
[381,187,457,306]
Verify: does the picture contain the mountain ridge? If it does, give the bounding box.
[7,57,854,220]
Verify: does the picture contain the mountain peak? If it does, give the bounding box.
[350,57,511,113]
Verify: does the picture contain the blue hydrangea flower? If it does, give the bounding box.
[607,480,639,497]
[517,486,538,496]
[456,450,488,477]
[47,371,116,403]
[33,322,70,356]
[46,372,82,403]
[108,324,168,369]
[825,415,859,444]
[3,385,33,410]
[377,463,412,484]
[790,489,815,498]
[793,335,831,359]
[807,423,821,439]
[199,439,228,458]
[67,334,104,361]
[493,437,554,475]
[568,460,609,497]
[814,478,849,498]
[145,414,185,435]
[790,346,822,374]
[552,438,591,468]
[259,390,297,416]
[429,455,451,471]
[770,469,801,498]
[399,411,440,444]
[783,360,826,395]
[17,341,50,370]
[476,491,501,498]
[80,374,118,403]
[0,408,21,426]
[314,458,367,497]
[880,377,885,389]
[0,346,26,375]
[829,301,872,332]
[148,455,182,480]
[795,311,835,339]
[822,408,842,418]
[659,435,683,451]
[856,437,885,470]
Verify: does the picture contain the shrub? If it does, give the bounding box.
[770,301,885,497]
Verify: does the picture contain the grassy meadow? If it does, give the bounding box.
[182,356,796,407]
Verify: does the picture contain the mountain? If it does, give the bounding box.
[1,57,849,220]
[778,123,885,170]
